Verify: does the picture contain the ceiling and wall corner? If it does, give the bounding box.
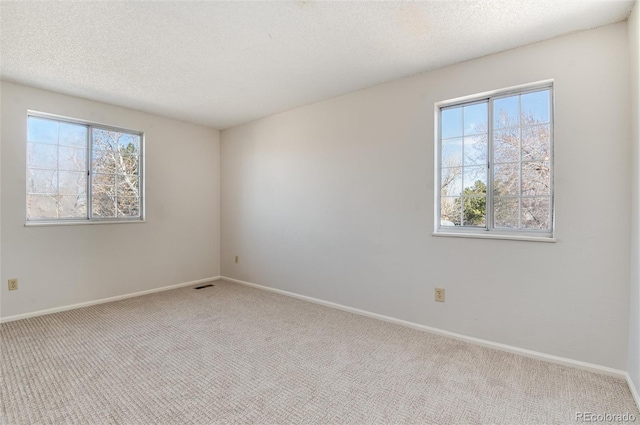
[0,1,635,130]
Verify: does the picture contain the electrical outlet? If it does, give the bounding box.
[435,288,445,302]
[234,256,239,264]
[8,279,18,291]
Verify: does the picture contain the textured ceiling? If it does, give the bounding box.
[0,1,635,129]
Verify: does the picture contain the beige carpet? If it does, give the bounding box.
[1,279,638,424]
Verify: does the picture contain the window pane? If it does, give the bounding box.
[494,197,519,228]
[521,90,549,124]
[441,167,462,196]
[118,154,140,175]
[463,102,487,135]
[494,95,520,129]
[493,128,520,163]
[117,197,140,217]
[521,162,550,196]
[92,128,119,151]
[521,197,550,229]
[59,195,86,218]
[27,169,57,194]
[493,163,520,196]
[462,166,486,193]
[27,143,57,169]
[59,147,86,171]
[118,133,140,153]
[522,125,550,161]
[59,171,87,196]
[441,196,461,226]
[441,107,462,139]
[92,194,116,218]
[92,173,116,196]
[463,135,487,166]
[463,195,486,227]
[441,138,462,167]
[92,173,116,218]
[59,122,87,148]
[28,117,58,144]
[27,194,58,219]
[92,149,117,173]
[117,175,140,198]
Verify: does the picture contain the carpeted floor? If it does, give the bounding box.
[1,279,638,424]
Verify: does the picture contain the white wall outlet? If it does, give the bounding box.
[8,279,18,291]
[435,288,445,302]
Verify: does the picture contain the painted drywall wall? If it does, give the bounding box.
[0,82,221,318]
[629,0,640,396]
[221,23,631,370]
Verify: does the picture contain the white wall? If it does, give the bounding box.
[221,23,631,370]
[0,82,221,318]
[628,0,640,396]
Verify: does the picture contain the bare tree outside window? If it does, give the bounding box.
[27,114,143,222]
[437,86,553,236]
[92,129,141,218]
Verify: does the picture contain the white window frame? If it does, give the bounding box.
[26,111,145,226]
[433,81,555,242]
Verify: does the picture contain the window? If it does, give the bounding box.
[436,82,553,239]
[26,113,143,223]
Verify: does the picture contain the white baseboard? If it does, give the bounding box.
[628,373,640,411]
[0,276,221,324]
[222,275,627,380]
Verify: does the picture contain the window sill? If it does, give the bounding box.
[25,219,145,227]
[432,231,556,243]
